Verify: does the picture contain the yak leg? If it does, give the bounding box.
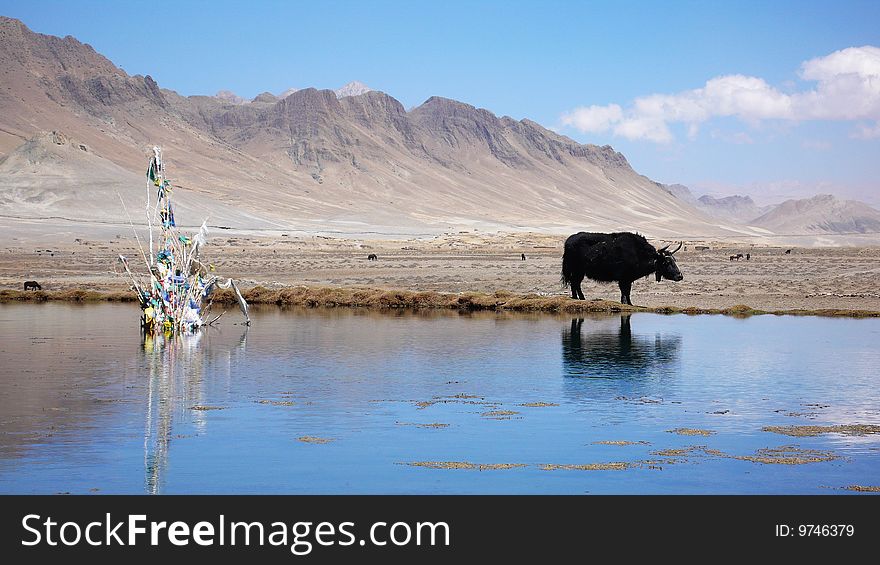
[618,280,633,305]
[571,274,585,300]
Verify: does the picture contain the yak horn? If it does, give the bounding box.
[670,241,683,254]
[658,244,670,253]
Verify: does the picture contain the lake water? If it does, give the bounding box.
[0,302,878,494]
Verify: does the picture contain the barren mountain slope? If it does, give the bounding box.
[0,16,768,238]
[0,132,280,229]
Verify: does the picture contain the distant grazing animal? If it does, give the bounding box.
[729,255,737,261]
[561,232,683,305]
[23,280,41,291]
[367,253,378,261]
[736,253,744,260]
[746,253,750,261]
[521,253,526,261]
[784,249,792,255]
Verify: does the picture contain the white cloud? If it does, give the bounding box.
[703,75,793,120]
[800,46,880,82]
[560,104,622,133]
[796,46,880,120]
[612,116,672,143]
[562,46,880,143]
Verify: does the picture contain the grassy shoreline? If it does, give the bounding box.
[2,286,879,318]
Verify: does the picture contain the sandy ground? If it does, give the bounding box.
[2,227,879,312]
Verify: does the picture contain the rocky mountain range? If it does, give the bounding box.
[216,81,373,106]
[0,16,875,241]
[695,195,772,225]
[750,194,880,234]
[665,184,880,235]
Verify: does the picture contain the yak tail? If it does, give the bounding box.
[560,250,573,288]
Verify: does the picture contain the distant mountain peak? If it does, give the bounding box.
[215,90,247,105]
[335,81,372,98]
[279,87,299,99]
[665,185,771,224]
[805,193,837,204]
[252,91,278,104]
[698,194,756,206]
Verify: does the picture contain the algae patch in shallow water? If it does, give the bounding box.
[540,462,635,471]
[297,436,334,444]
[843,485,880,492]
[645,446,708,467]
[406,461,475,470]
[616,396,663,404]
[649,444,839,466]
[667,428,715,436]
[705,445,839,465]
[403,461,526,471]
[762,424,880,437]
[414,396,497,409]
[395,422,450,429]
[593,440,651,446]
[651,446,706,457]
[257,399,296,407]
[478,463,528,471]
[190,405,226,411]
[482,410,520,418]
[519,402,559,407]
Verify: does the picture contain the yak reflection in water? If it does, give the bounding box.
[142,327,248,494]
[562,315,682,382]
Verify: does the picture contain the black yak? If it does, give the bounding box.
[23,280,42,291]
[367,254,378,261]
[561,232,683,305]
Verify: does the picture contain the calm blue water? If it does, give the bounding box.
[0,302,878,494]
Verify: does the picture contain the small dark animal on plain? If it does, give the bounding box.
[23,280,41,291]
[746,253,750,260]
[367,254,378,261]
[521,253,526,261]
[729,255,737,261]
[561,232,683,306]
[736,253,744,260]
[784,249,792,254]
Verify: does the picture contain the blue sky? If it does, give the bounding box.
[2,0,879,204]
